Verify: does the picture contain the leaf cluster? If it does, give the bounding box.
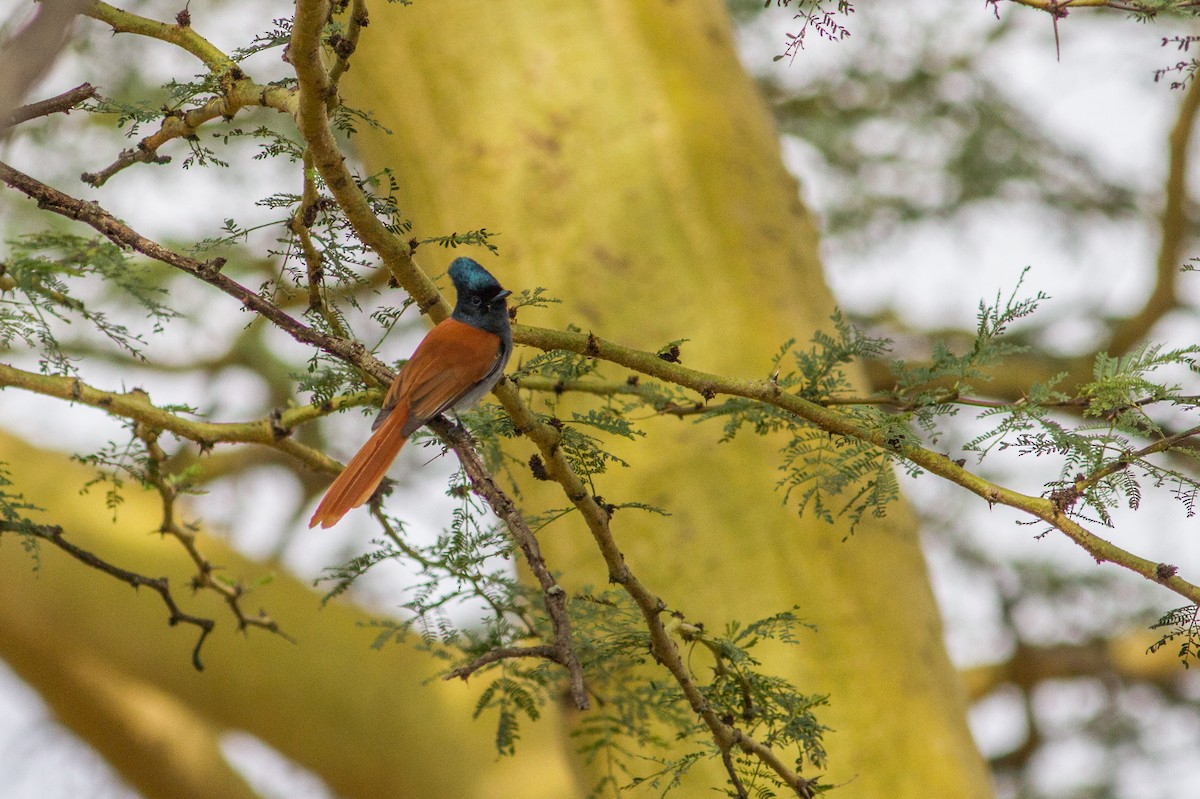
[968,341,1200,527]
[570,594,828,797]
[1148,604,1200,666]
[0,464,47,566]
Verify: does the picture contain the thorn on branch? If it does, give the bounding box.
[658,344,681,363]
[198,257,226,278]
[269,408,290,441]
[1157,562,1179,581]
[529,454,550,481]
[593,495,616,519]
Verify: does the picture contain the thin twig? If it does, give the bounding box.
[721,747,750,799]
[328,0,368,89]
[0,160,361,367]
[0,519,214,670]
[428,416,589,709]
[2,83,96,130]
[1006,0,1198,12]
[77,3,298,186]
[136,424,292,643]
[1073,423,1200,498]
[79,82,298,187]
[0,0,90,128]
[445,645,560,682]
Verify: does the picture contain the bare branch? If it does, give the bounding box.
[136,425,292,643]
[2,82,96,130]
[0,0,90,131]
[445,645,560,682]
[0,518,214,670]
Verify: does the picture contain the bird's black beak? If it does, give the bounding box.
[494,288,512,300]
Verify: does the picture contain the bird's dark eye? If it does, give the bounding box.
[471,296,483,306]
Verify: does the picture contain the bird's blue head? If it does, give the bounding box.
[448,258,512,334]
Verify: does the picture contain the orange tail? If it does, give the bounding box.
[309,409,410,529]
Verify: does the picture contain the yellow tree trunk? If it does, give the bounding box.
[0,2,992,797]
[347,1,993,796]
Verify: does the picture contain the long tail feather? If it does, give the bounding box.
[309,410,410,529]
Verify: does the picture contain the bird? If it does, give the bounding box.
[308,257,513,529]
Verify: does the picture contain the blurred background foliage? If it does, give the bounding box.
[734,3,1200,797]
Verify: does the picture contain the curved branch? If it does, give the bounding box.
[84,1,237,73]
[289,0,431,309]
[79,81,298,187]
[0,159,372,370]
[78,3,299,186]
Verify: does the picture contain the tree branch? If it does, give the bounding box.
[489,378,817,795]
[289,0,429,308]
[0,362,343,473]
[2,83,96,130]
[0,159,366,368]
[134,424,292,644]
[445,645,560,682]
[80,81,299,186]
[84,1,238,73]
[0,0,90,130]
[289,0,596,711]
[427,415,590,710]
[76,3,299,186]
[1004,0,1200,13]
[290,6,820,781]
[0,518,214,670]
[513,324,1200,609]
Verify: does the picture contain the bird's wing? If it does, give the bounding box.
[380,318,503,436]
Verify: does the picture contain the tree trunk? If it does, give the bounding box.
[346,1,992,797]
[0,2,993,797]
